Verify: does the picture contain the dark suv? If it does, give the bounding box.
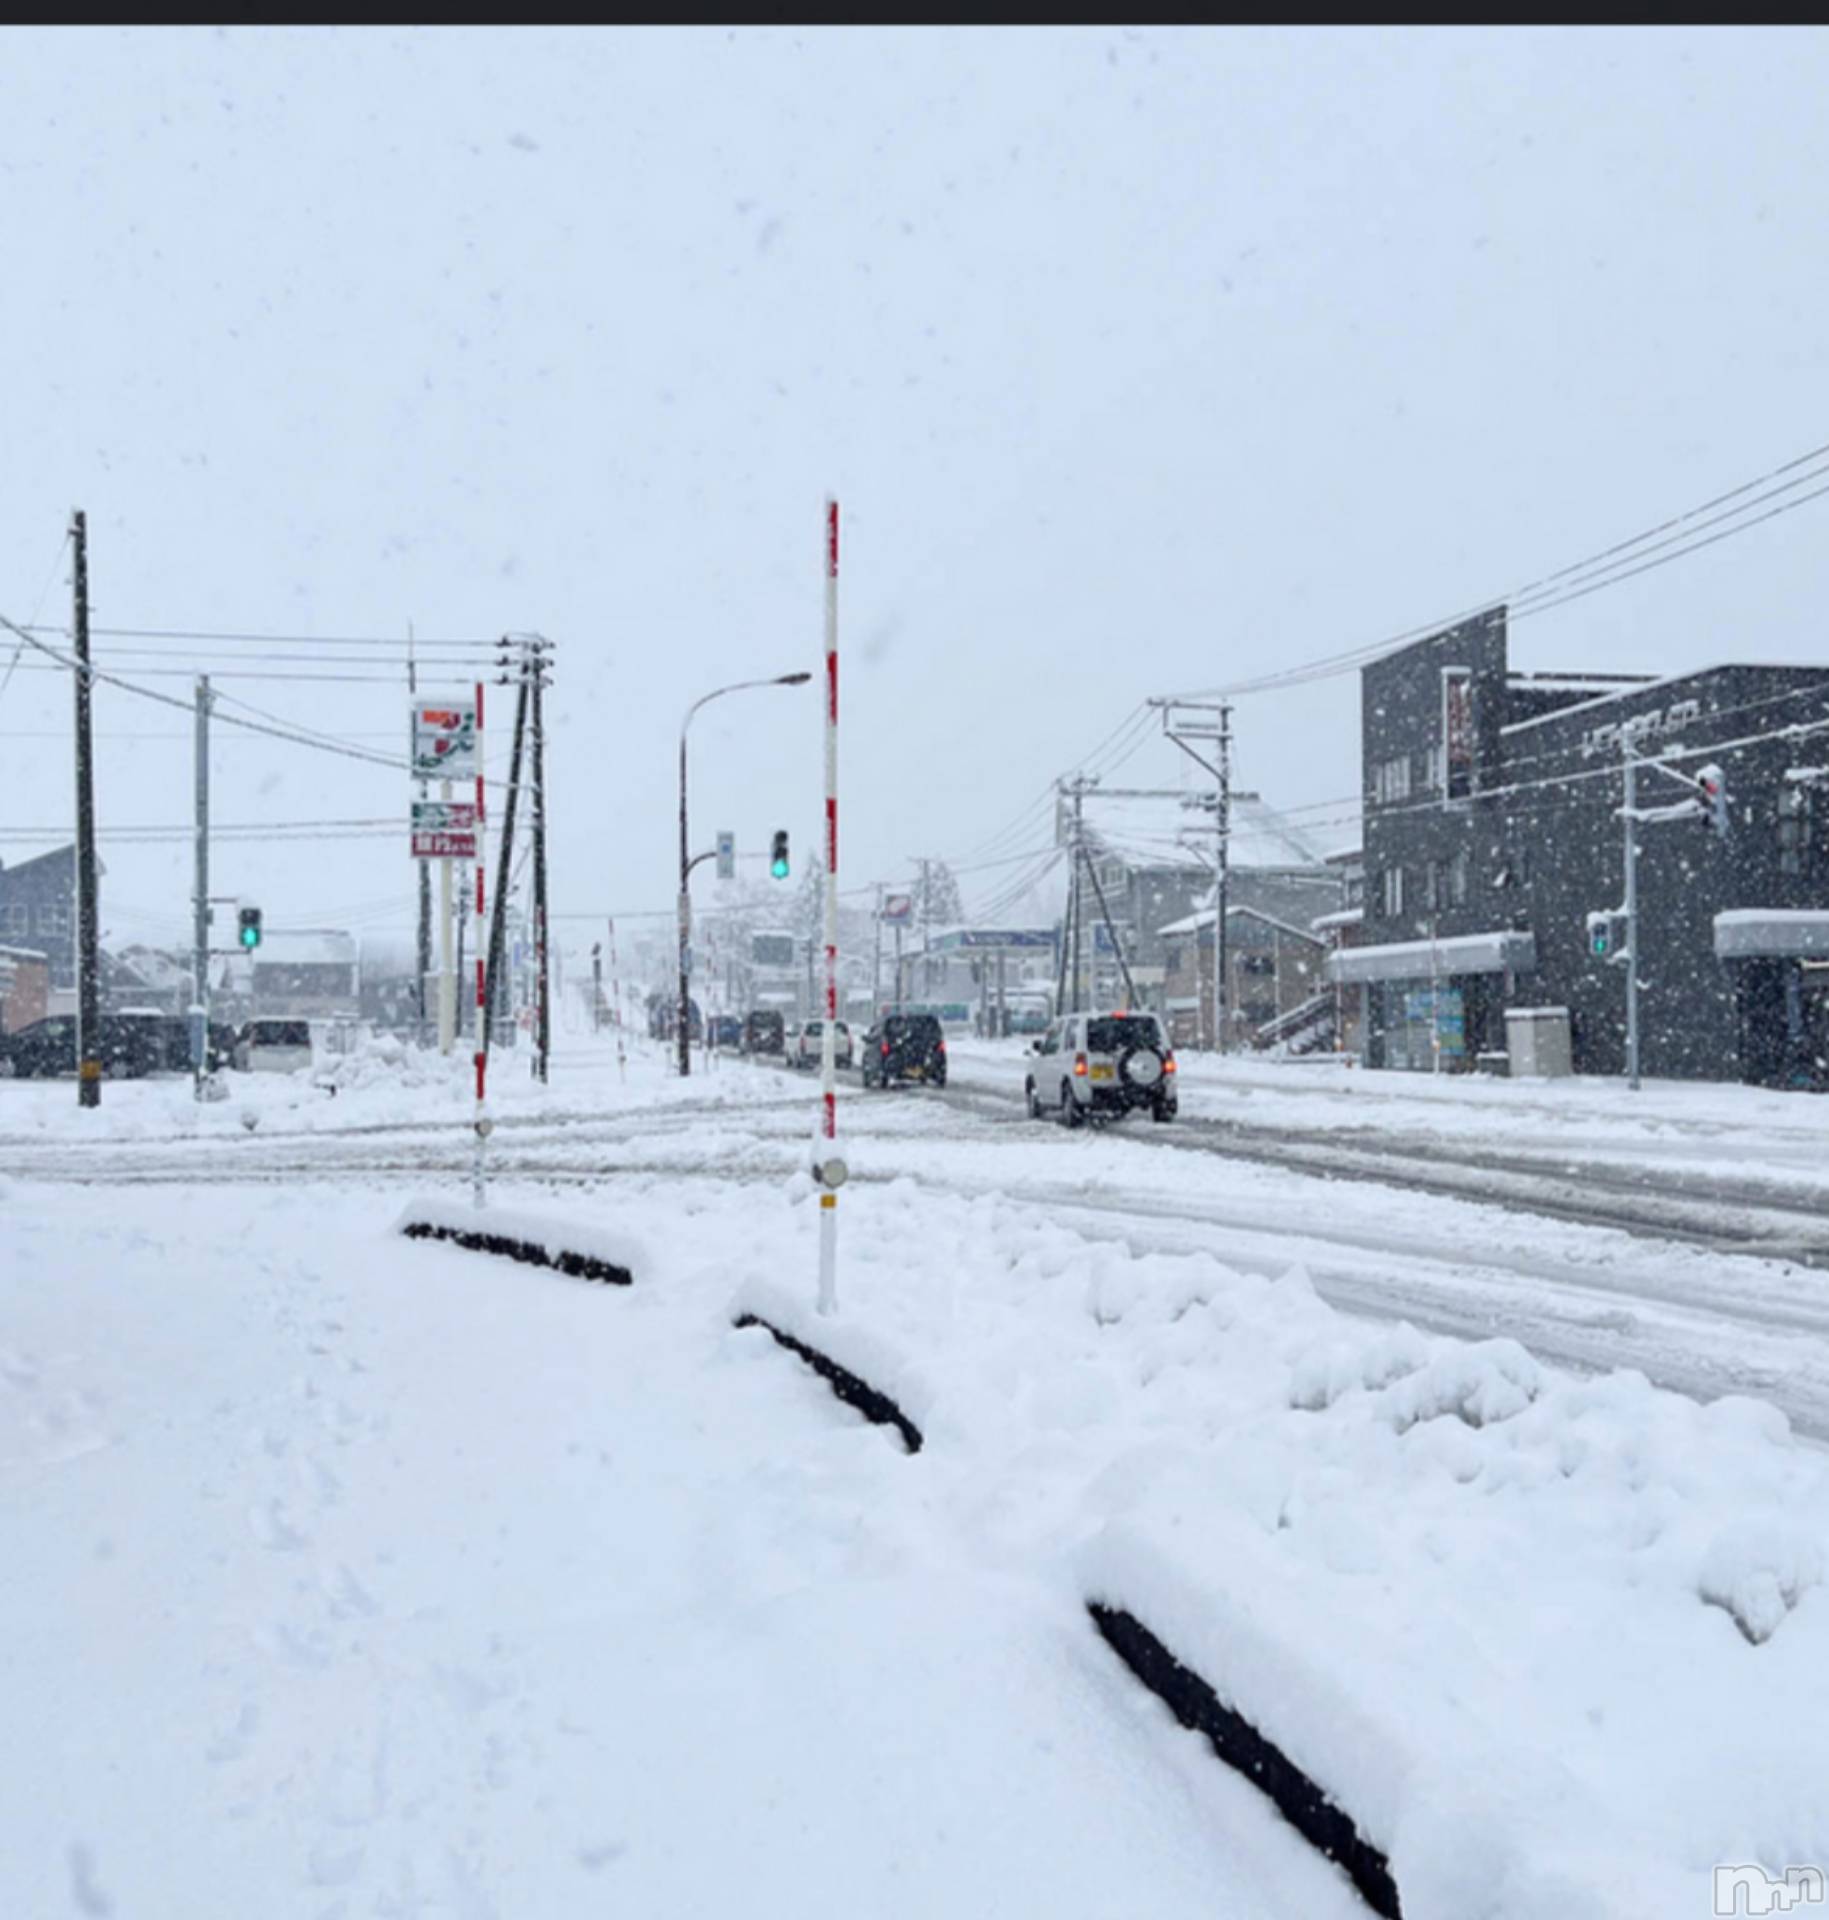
[0,1013,167,1080]
[861,1013,947,1089]
[742,1009,786,1056]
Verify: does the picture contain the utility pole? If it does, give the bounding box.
[71,509,100,1109]
[192,675,211,1101]
[1152,700,1234,1051]
[1623,745,1641,1092]
[592,942,603,1031]
[483,640,529,1060]
[529,636,551,1083]
[409,627,431,1044]
[872,882,884,1019]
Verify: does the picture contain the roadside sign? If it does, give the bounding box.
[412,830,476,859]
[412,700,478,779]
[881,892,914,923]
[411,799,477,860]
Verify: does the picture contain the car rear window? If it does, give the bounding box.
[253,1021,311,1047]
[1087,1017,1161,1053]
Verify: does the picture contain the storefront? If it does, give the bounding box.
[1714,911,1829,1089]
[1327,930,1534,1072]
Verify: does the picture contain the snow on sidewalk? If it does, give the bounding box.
[0,1175,1360,1920]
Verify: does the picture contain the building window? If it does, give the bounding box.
[1381,865,1405,917]
[36,904,70,938]
[1241,953,1276,976]
[1372,756,1412,807]
[2,903,27,937]
[1422,743,1445,794]
[1447,849,1470,906]
[1780,782,1813,876]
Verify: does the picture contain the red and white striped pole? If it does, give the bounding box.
[817,497,841,1315]
[471,678,489,1207]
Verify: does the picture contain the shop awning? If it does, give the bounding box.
[1326,929,1535,987]
[1713,910,1829,960]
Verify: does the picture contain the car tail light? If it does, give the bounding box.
[1073,1052,1088,1076]
[1163,1054,1177,1073]
[936,1040,946,1053]
[881,1041,891,1057]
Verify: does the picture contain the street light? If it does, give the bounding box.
[679,671,812,1076]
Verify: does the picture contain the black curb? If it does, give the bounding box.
[1088,1602,1402,1920]
[400,1219,633,1286]
[733,1314,924,1454]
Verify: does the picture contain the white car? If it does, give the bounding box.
[233,1018,315,1074]
[1024,1010,1177,1126]
[789,1018,853,1072]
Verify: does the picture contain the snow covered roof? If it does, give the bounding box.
[1311,906,1364,933]
[1713,909,1829,960]
[1157,903,1325,945]
[1326,928,1535,985]
[249,929,359,968]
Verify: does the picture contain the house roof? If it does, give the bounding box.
[1158,902,1325,946]
[248,929,359,968]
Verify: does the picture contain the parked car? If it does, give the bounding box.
[789,1018,853,1071]
[861,1012,947,1089]
[1025,1011,1176,1126]
[233,1018,315,1073]
[0,1012,165,1079]
[710,1014,744,1050]
[742,1009,786,1056]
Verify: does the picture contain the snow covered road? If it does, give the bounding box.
[11,1044,1828,1438]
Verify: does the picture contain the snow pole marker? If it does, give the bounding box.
[608,915,626,1083]
[472,678,490,1208]
[815,497,843,1315]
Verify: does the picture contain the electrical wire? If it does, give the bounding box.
[1179,436,1829,700]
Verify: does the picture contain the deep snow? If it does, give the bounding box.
[4,1032,1828,1916]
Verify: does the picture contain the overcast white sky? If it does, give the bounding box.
[3,26,1828,963]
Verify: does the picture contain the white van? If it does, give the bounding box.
[234,1018,314,1073]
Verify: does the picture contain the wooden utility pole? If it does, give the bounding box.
[71,510,101,1109]
[409,627,431,1041]
[483,643,529,1058]
[530,637,551,1083]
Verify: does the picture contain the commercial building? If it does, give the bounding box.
[1332,607,1829,1083]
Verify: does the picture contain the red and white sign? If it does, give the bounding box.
[412,700,478,779]
[412,799,477,860]
[412,829,476,859]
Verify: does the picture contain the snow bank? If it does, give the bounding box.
[765,1179,1829,1919]
[396,1197,650,1286]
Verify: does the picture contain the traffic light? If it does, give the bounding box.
[1586,910,1613,960]
[238,906,263,950]
[1697,763,1729,838]
[770,830,790,880]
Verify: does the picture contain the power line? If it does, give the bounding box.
[0,611,515,786]
[1181,436,1829,700]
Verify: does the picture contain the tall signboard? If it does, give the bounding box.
[412,700,478,781]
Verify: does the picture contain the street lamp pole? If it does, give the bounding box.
[678,671,812,1077]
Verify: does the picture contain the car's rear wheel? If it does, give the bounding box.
[1152,1098,1175,1123]
[1059,1081,1082,1129]
[1025,1078,1042,1120]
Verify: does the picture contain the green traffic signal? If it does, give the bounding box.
[770,829,790,880]
[238,906,262,950]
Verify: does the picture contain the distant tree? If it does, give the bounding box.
[924,859,964,929]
